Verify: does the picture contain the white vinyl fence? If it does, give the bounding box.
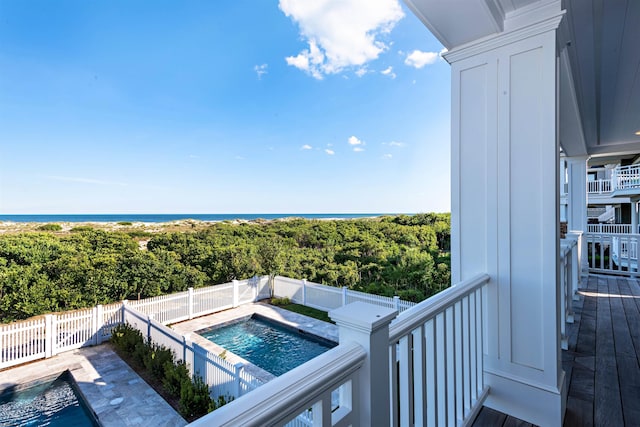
[273,276,417,313]
[0,276,270,370]
[1,274,414,376]
[123,305,263,400]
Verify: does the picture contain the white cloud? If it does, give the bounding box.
[254,64,268,79]
[348,135,364,146]
[280,0,404,79]
[301,144,313,150]
[381,66,396,79]
[235,155,245,160]
[348,136,366,152]
[325,149,335,155]
[404,50,439,68]
[382,153,393,159]
[355,67,368,77]
[383,141,406,147]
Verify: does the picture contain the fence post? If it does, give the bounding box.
[183,333,192,371]
[393,296,401,312]
[330,302,397,427]
[188,288,194,320]
[302,279,307,306]
[121,300,128,325]
[342,286,348,306]
[234,363,243,398]
[44,314,54,358]
[147,314,154,342]
[95,305,104,345]
[233,280,239,307]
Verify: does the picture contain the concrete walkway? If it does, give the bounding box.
[0,345,186,427]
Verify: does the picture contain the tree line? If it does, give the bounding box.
[0,214,450,323]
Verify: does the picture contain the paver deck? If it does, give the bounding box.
[0,344,186,427]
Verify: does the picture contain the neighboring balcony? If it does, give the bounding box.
[611,164,640,198]
[586,164,640,205]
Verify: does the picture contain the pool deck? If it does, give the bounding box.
[170,302,339,383]
[0,345,186,427]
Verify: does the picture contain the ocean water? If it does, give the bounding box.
[0,213,391,223]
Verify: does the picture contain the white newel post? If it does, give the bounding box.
[342,286,348,306]
[393,295,400,312]
[329,302,397,427]
[566,156,589,280]
[447,4,566,425]
[232,280,239,308]
[188,287,194,319]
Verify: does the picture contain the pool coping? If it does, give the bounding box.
[0,345,187,427]
[169,302,339,383]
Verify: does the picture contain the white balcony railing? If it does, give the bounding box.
[560,237,579,350]
[587,179,612,194]
[611,164,640,192]
[388,274,490,426]
[587,224,640,234]
[198,274,491,427]
[586,232,640,275]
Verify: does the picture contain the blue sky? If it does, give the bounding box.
[0,0,450,214]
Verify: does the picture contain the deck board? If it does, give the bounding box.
[473,274,640,427]
[565,274,640,427]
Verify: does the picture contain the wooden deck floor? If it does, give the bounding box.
[563,274,640,426]
[473,274,640,427]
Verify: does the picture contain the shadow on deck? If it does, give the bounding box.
[473,274,640,427]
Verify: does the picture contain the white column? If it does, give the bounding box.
[330,302,397,427]
[448,5,565,426]
[632,200,639,234]
[566,156,589,278]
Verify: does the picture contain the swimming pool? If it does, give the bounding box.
[0,370,99,427]
[199,315,336,376]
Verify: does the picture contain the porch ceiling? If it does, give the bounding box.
[404,0,640,158]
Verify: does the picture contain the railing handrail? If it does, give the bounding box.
[388,273,490,343]
[189,341,367,427]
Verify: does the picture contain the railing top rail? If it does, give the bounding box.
[189,341,366,427]
[389,273,489,343]
[614,163,640,172]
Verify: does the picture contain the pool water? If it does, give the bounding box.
[0,371,99,427]
[200,316,335,376]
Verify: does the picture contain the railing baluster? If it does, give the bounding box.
[412,325,426,427]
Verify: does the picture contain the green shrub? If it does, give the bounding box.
[180,375,211,419]
[70,226,94,233]
[143,343,175,381]
[117,221,133,226]
[209,394,233,412]
[37,223,62,231]
[163,361,190,396]
[126,230,152,238]
[111,323,144,354]
[270,297,290,306]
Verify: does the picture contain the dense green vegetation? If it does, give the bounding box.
[0,214,450,323]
